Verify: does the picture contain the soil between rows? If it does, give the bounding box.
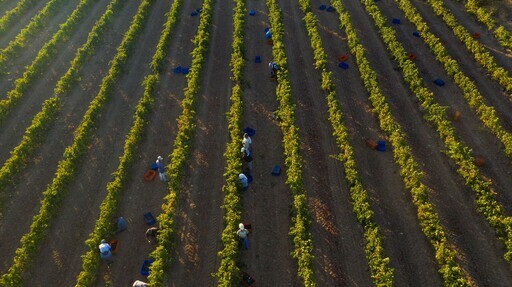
[0,0,511,285]
[239,0,297,286]
[0,0,112,165]
[0,0,82,97]
[0,0,143,277]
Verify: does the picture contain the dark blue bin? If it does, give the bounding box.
[433,79,445,86]
[412,31,420,37]
[181,67,189,74]
[144,212,156,225]
[272,165,281,176]
[141,259,154,276]
[326,6,335,12]
[319,4,326,10]
[244,172,253,183]
[339,62,349,69]
[249,10,255,16]
[392,18,400,24]
[376,141,386,152]
[255,56,261,63]
[173,66,183,74]
[243,127,256,137]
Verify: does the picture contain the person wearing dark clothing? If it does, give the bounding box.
[146,227,160,243]
[156,156,166,182]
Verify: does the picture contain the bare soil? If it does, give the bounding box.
[1,0,512,285]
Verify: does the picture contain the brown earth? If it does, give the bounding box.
[0,0,512,285]
[0,0,82,96]
[239,1,298,286]
[0,0,112,165]
[0,0,54,47]
[0,0,142,276]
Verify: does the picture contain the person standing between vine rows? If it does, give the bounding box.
[242,133,252,152]
[237,223,249,250]
[156,156,167,182]
[98,239,112,263]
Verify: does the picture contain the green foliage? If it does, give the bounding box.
[389,0,512,261]
[332,0,472,285]
[0,0,155,285]
[393,0,512,158]
[0,0,100,123]
[0,0,69,72]
[147,0,215,285]
[0,0,38,36]
[360,0,512,267]
[425,0,512,92]
[266,0,315,285]
[0,0,124,216]
[297,0,394,285]
[213,0,245,285]
[74,0,183,283]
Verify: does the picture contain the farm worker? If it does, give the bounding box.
[98,239,112,262]
[239,173,249,191]
[237,223,249,250]
[132,280,149,287]
[116,217,127,233]
[156,156,167,182]
[242,133,252,151]
[241,147,253,171]
[145,227,160,244]
[269,61,278,78]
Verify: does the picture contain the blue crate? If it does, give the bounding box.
[255,56,261,63]
[319,4,326,10]
[326,6,335,12]
[244,172,253,183]
[141,259,154,276]
[249,10,255,16]
[376,141,386,152]
[243,127,256,137]
[271,165,281,176]
[392,18,400,24]
[433,79,445,86]
[412,31,420,37]
[173,66,183,74]
[339,62,349,69]
[144,212,156,225]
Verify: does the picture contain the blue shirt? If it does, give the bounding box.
[239,174,248,187]
[156,160,165,173]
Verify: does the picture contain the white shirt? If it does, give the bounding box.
[237,229,249,239]
[239,174,248,187]
[99,242,111,254]
[242,136,252,150]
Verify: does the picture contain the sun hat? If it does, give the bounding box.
[241,147,245,153]
[157,156,163,161]
[239,223,245,230]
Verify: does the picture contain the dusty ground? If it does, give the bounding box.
[0,0,511,285]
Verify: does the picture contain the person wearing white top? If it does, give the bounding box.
[242,133,252,150]
[98,239,112,262]
[237,223,249,250]
[239,173,249,190]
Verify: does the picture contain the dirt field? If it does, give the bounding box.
[0,0,511,285]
